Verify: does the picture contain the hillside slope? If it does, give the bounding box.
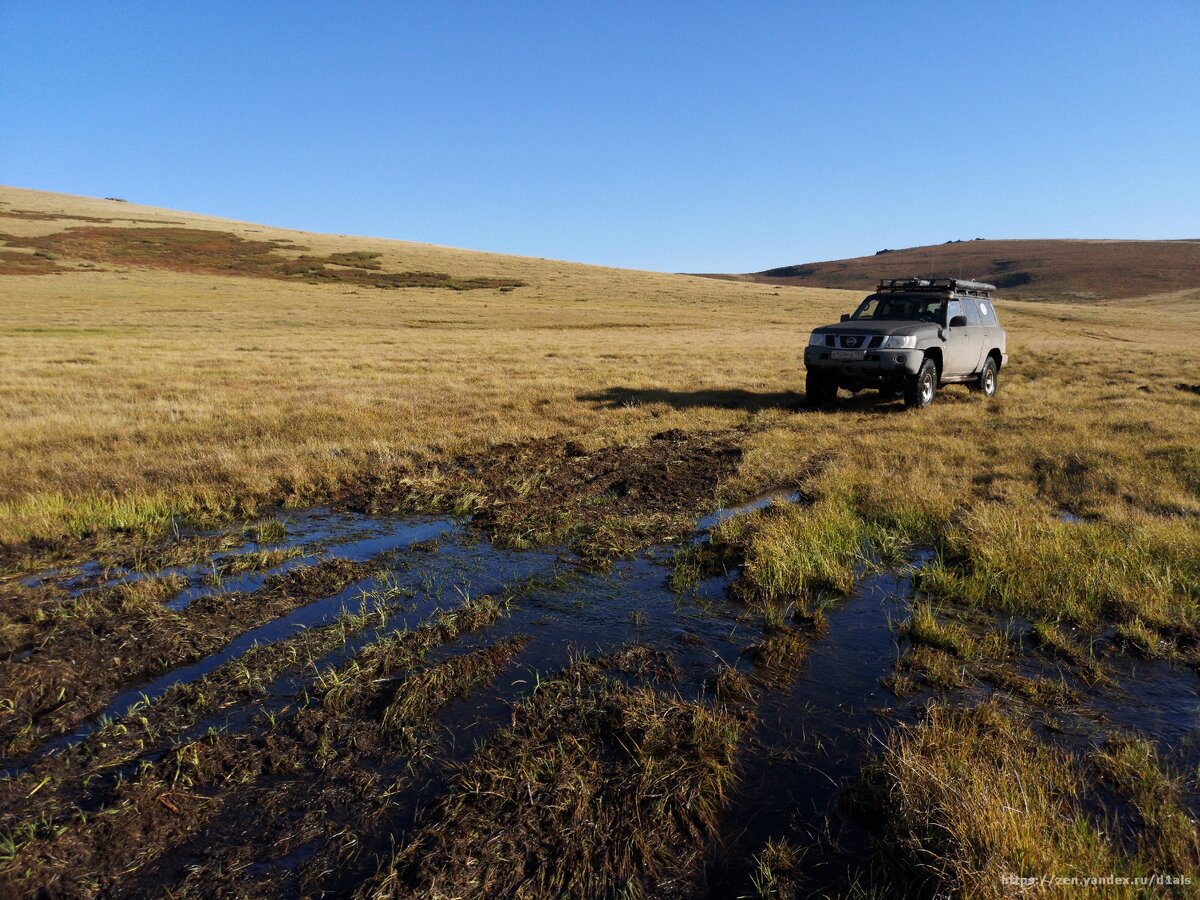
[0,184,858,550]
[706,238,1200,301]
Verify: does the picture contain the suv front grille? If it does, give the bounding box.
[825,336,892,348]
[827,333,885,349]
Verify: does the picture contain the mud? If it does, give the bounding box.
[0,557,379,759]
[350,429,742,561]
[0,483,1195,896]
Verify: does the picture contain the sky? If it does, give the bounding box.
[2,2,1198,272]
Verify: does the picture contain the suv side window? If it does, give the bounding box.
[962,299,981,326]
[977,300,998,326]
[945,299,963,325]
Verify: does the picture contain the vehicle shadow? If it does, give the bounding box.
[576,386,908,414]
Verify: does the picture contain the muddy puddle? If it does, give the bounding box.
[21,508,458,608]
[5,492,1198,896]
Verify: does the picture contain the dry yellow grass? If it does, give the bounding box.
[2,186,1198,893]
[1,185,1198,574]
[0,187,854,546]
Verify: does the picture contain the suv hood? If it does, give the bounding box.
[812,321,939,337]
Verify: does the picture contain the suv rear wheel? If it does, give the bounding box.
[806,370,838,407]
[904,358,938,408]
[970,356,998,397]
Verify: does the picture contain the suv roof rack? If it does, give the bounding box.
[877,277,996,298]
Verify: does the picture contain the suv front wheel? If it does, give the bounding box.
[904,358,938,408]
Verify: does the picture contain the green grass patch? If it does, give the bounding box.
[919,507,1200,631]
[722,497,865,602]
[860,702,1199,897]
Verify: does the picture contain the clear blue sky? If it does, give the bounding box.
[2,1,1197,272]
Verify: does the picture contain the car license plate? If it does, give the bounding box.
[831,349,864,361]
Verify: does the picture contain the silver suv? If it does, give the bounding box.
[803,278,1007,408]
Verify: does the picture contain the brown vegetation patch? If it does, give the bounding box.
[707,238,1200,301]
[352,430,742,560]
[0,249,61,275]
[0,226,524,290]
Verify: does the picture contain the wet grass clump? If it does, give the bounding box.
[1090,737,1200,876]
[859,702,1200,898]
[380,635,529,749]
[895,606,1077,703]
[203,545,303,583]
[722,497,865,602]
[920,508,1200,640]
[709,665,756,704]
[749,837,806,898]
[747,628,810,689]
[1029,621,1111,686]
[366,652,743,898]
[317,592,506,714]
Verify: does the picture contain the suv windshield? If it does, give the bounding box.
[851,294,947,323]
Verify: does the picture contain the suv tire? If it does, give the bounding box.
[806,370,838,407]
[904,358,938,408]
[970,356,998,397]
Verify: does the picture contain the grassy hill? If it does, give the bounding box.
[0,184,860,550]
[1,184,1198,554]
[704,238,1200,301]
[1,186,1199,897]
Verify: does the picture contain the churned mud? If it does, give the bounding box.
[1,449,1196,896]
[349,428,743,561]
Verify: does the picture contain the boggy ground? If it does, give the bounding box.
[0,488,1195,897]
[0,187,1198,896]
[347,427,743,560]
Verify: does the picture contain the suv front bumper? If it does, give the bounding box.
[804,345,923,376]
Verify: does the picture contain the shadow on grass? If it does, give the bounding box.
[577,386,804,411]
[577,386,908,414]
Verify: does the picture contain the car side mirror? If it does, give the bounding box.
[840,314,850,322]
[949,315,968,328]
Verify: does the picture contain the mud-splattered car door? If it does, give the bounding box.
[940,298,980,376]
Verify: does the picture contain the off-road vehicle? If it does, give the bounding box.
[804,278,1007,408]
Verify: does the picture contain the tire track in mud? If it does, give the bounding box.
[0,557,380,759]
[0,594,518,897]
[5,427,905,897]
[127,635,531,899]
[0,602,395,832]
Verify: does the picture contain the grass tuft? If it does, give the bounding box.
[860,702,1199,898]
[363,656,743,897]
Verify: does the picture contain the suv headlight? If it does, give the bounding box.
[808,332,827,346]
[882,335,917,349]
